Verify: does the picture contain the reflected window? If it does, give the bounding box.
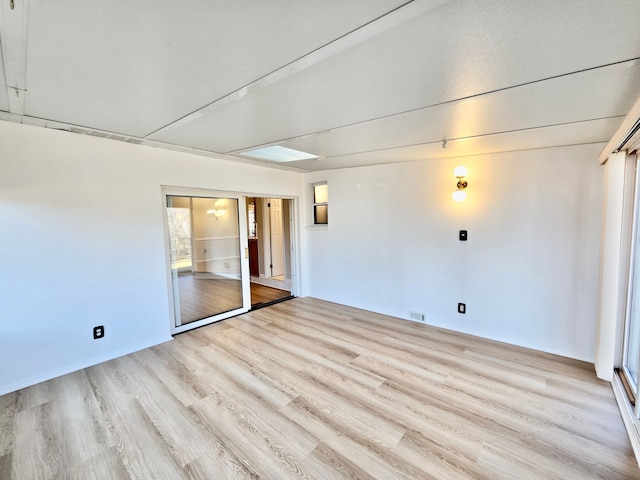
[166,197,193,270]
[248,201,257,238]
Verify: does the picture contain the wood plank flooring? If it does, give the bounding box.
[1,297,638,479]
[177,274,243,323]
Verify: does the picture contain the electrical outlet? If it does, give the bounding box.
[409,311,426,322]
[93,326,104,339]
[458,303,466,314]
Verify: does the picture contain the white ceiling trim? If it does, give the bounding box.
[0,0,28,115]
[599,92,640,163]
[145,0,452,138]
[289,117,619,171]
[333,117,624,158]
[0,115,310,172]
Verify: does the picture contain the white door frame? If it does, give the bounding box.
[255,197,296,293]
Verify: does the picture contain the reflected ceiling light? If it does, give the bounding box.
[207,199,227,219]
[452,166,468,202]
[240,145,318,162]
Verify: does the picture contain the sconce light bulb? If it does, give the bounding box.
[452,190,467,202]
[453,166,468,178]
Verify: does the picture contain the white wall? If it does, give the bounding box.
[0,121,303,395]
[302,144,603,361]
[0,119,606,394]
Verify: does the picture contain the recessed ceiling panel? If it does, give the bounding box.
[149,0,640,153]
[22,0,408,136]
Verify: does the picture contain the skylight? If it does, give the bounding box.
[240,146,318,162]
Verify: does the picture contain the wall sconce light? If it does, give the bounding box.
[452,166,468,202]
[206,199,227,219]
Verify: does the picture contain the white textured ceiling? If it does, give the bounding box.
[0,0,639,171]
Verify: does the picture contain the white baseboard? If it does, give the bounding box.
[0,335,174,396]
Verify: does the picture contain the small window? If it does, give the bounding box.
[312,182,328,225]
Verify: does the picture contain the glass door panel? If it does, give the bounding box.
[166,193,249,333]
[623,157,640,417]
[625,245,640,391]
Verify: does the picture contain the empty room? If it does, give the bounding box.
[2,1,640,479]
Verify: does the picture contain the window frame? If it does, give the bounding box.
[311,181,328,226]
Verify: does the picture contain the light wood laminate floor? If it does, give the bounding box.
[1,297,638,479]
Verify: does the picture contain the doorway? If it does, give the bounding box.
[246,197,294,308]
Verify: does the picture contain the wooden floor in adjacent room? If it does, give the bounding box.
[250,282,292,308]
[175,274,291,324]
[177,274,243,324]
[1,297,638,479]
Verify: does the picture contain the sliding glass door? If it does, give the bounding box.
[164,190,250,334]
[625,264,640,393]
[623,157,640,422]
